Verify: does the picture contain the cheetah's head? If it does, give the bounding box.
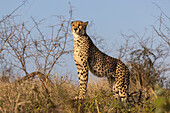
[71,21,88,36]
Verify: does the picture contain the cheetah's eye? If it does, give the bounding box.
[72,24,74,26]
[78,24,81,27]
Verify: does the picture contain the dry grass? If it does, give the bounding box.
[0,75,169,113]
[0,76,77,113]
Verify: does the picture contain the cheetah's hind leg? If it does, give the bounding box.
[108,77,128,102]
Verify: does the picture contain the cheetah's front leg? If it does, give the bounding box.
[75,63,88,100]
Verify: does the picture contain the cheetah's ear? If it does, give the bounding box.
[84,21,88,26]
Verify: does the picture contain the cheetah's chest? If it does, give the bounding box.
[73,48,82,64]
[73,41,86,65]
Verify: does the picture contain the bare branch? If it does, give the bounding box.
[0,1,26,23]
[152,2,170,20]
[0,27,16,53]
[153,26,170,46]
[47,4,73,76]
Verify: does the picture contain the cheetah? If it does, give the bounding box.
[71,20,130,101]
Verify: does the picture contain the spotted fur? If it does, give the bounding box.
[71,21,130,101]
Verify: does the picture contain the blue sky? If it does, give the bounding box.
[1,0,170,37]
[0,0,170,79]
